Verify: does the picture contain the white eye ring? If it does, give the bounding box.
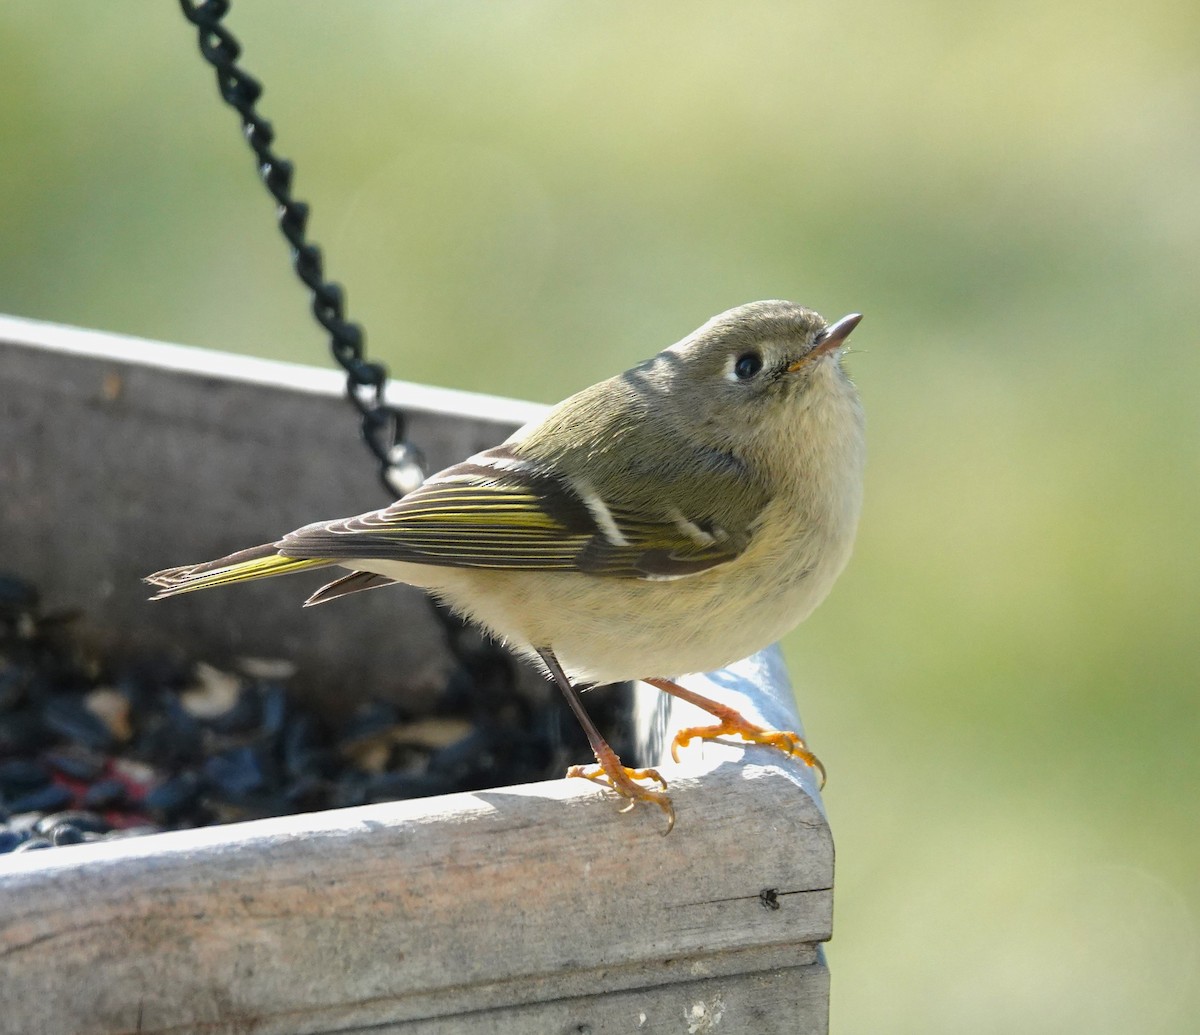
[730,352,763,381]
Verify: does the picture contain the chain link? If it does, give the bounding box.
[178,0,425,497]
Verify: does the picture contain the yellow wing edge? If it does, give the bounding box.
[146,550,332,599]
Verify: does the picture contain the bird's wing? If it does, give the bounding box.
[277,445,762,580]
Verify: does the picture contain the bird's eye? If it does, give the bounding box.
[733,352,763,381]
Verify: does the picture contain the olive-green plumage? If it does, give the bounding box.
[147,299,865,688]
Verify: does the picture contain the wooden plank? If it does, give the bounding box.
[0,315,543,713]
[0,738,830,1034]
[361,959,830,1034]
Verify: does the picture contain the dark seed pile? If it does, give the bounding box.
[0,572,621,856]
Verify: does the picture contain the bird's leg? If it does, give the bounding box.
[537,649,675,833]
[646,677,826,788]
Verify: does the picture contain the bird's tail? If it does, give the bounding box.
[145,543,333,599]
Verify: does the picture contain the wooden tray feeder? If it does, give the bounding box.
[0,316,833,1034]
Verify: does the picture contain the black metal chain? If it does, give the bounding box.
[178,0,425,499]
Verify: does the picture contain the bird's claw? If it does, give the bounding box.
[672,719,826,789]
[567,762,676,834]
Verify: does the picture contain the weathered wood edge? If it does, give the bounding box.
[0,731,830,1034]
[347,957,831,1035]
[0,312,550,428]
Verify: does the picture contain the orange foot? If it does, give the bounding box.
[646,677,827,789]
[567,739,675,834]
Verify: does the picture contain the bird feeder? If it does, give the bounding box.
[0,316,832,1034]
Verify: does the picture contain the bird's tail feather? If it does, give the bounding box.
[145,543,333,599]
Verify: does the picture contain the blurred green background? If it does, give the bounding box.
[2,2,1196,1031]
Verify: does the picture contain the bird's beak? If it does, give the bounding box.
[787,313,863,372]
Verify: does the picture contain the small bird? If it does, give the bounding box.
[146,300,865,832]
